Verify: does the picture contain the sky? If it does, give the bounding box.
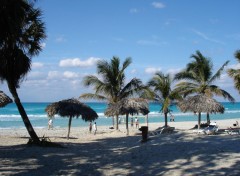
[1,0,240,102]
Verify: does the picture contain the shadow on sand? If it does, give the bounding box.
[1,131,240,175]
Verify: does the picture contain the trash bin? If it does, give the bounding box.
[139,126,148,142]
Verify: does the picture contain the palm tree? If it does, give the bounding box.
[147,71,181,127]
[0,0,46,143]
[228,50,240,93]
[79,56,145,130]
[175,50,235,124]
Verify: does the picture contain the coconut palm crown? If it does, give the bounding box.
[174,50,235,123]
[147,71,181,127]
[175,51,234,101]
[79,56,146,130]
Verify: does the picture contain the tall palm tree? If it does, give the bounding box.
[228,50,240,93]
[80,57,145,130]
[175,50,235,124]
[147,71,181,127]
[0,0,46,143]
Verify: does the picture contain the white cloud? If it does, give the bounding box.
[59,57,100,67]
[130,8,139,13]
[32,62,44,68]
[55,36,66,43]
[209,18,220,24]
[145,67,161,74]
[226,63,240,72]
[27,71,46,80]
[192,29,225,45]
[47,71,61,79]
[137,40,167,46]
[166,68,182,75]
[152,2,165,9]
[113,37,125,42]
[227,33,240,41]
[40,42,46,49]
[131,69,137,74]
[63,71,79,79]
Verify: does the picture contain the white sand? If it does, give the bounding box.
[1,119,240,175]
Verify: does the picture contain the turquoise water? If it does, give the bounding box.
[0,102,240,129]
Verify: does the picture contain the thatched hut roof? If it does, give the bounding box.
[105,98,149,116]
[0,91,12,108]
[177,94,224,114]
[45,98,98,121]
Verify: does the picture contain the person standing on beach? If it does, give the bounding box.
[131,117,134,127]
[135,117,139,129]
[170,113,175,122]
[93,122,97,135]
[89,122,92,133]
[48,119,53,130]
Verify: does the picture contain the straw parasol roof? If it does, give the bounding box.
[177,94,224,129]
[45,98,98,121]
[45,98,98,139]
[105,98,149,135]
[0,91,12,108]
[177,94,224,114]
[105,98,149,117]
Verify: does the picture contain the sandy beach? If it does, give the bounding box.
[1,119,240,176]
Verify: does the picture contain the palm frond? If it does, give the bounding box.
[119,78,144,99]
[79,93,107,100]
[82,75,101,87]
[207,86,235,102]
[234,50,240,62]
[209,60,229,84]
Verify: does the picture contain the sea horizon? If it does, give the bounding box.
[0,101,240,129]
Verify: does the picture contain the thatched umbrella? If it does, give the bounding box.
[45,98,98,139]
[177,94,224,129]
[105,98,149,135]
[0,91,12,108]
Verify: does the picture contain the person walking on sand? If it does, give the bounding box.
[93,122,97,135]
[89,122,92,133]
[48,119,53,130]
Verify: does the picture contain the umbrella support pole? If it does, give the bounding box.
[198,112,201,129]
[67,116,72,139]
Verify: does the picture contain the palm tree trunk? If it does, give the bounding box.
[115,115,119,130]
[206,113,210,124]
[7,81,40,143]
[67,116,72,140]
[146,114,149,127]
[126,114,129,135]
[164,113,168,127]
[112,117,115,127]
[198,112,201,129]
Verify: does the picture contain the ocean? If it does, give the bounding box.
[0,102,240,129]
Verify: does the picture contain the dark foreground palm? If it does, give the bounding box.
[0,0,46,143]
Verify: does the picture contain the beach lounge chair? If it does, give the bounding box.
[149,127,175,136]
[203,124,218,135]
[225,121,240,135]
[194,122,218,135]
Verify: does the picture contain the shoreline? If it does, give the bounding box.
[0,118,239,141]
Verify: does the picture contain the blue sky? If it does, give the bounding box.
[2,0,240,102]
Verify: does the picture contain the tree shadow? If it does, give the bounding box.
[1,131,240,175]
